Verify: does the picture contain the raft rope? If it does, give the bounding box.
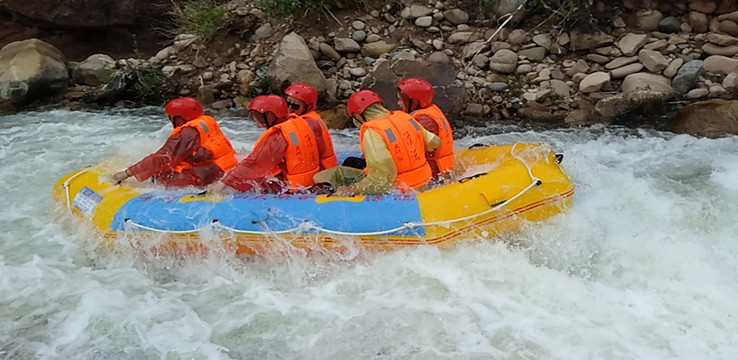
[61,168,92,208]
[122,143,544,236]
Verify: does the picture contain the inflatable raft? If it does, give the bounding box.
[52,143,575,255]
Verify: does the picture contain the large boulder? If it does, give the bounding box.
[73,54,115,86]
[0,38,68,109]
[669,99,738,138]
[360,58,465,125]
[267,32,330,103]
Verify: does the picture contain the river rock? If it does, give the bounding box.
[570,30,614,51]
[669,99,738,138]
[703,55,738,74]
[361,41,396,58]
[621,73,675,94]
[617,33,649,56]
[702,43,738,56]
[672,60,704,94]
[0,38,69,107]
[490,49,518,74]
[579,72,610,93]
[611,63,644,79]
[639,49,670,72]
[73,54,115,86]
[267,32,329,96]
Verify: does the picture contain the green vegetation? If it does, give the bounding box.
[523,0,599,31]
[255,0,339,18]
[131,66,166,104]
[167,0,227,40]
[503,74,529,97]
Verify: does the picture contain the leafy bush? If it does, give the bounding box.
[168,0,227,40]
[131,67,166,104]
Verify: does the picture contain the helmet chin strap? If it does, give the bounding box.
[408,98,421,112]
[265,113,278,129]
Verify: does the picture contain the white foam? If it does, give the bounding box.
[1,111,737,359]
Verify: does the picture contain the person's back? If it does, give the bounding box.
[112,97,237,187]
[333,90,440,197]
[208,95,321,195]
[284,83,338,169]
[259,113,321,189]
[359,110,433,190]
[397,78,454,176]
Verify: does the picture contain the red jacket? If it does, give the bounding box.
[128,127,223,187]
[411,105,454,175]
[302,110,338,169]
[222,115,324,192]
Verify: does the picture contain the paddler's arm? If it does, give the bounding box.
[113,127,200,182]
[209,131,288,194]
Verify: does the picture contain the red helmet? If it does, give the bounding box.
[284,83,318,110]
[248,95,288,119]
[397,78,434,108]
[165,97,203,122]
[347,90,384,116]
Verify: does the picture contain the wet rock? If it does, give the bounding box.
[316,104,350,129]
[594,91,671,123]
[669,99,738,138]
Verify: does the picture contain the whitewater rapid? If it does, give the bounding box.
[1,108,737,359]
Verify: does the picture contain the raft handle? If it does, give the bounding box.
[468,143,488,149]
[458,172,488,183]
[555,153,563,164]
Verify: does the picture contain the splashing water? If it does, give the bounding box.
[1,109,737,359]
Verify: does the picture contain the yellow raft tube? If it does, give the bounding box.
[52,143,575,255]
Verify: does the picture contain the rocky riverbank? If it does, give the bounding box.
[1,0,737,137]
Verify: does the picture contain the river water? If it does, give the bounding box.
[1,108,737,359]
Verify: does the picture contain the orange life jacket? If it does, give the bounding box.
[411,104,454,174]
[253,116,320,188]
[360,111,432,190]
[171,115,238,173]
[301,110,338,169]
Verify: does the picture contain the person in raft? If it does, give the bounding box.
[397,78,455,177]
[207,94,333,194]
[332,90,441,197]
[112,97,237,187]
[284,82,338,169]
